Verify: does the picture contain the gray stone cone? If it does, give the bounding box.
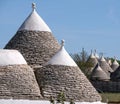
[90,64,110,81]
[87,57,98,67]
[111,66,120,81]
[2,3,102,102]
[0,64,42,99]
[111,63,119,71]
[98,60,113,77]
[4,31,60,68]
[35,65,101,102]
[86,57,98,74]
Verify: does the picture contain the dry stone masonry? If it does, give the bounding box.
[90,64,110,81]
[35,65,101,102]
[2,3,102,102]
[88,52,120,93]
[5,3,60,68]
[98,56,113,77]
[0,65,42,99]
[34,40,101,101]
[5,31,60,67]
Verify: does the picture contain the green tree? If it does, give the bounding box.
[50,96,55,104]
[57,91,65,104]
[71,48,94,78]
[70,99,75,104]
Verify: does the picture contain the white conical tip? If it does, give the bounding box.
[90,49,95,58]
[46,40,77,66]
[113,56,119,65]
[100,56,106,61]
[32,3,36,10]
[18,3,52,32]
[61,40,65,47]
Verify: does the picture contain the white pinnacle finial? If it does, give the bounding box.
[90,49,95,58]
[32,3,36,10]
[61,40,65,47]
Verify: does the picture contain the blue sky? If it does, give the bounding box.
[0,0,120,59]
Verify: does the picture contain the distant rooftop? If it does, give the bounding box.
[113,57,119,65]
[100,56,106,62]
[91,64,110,81]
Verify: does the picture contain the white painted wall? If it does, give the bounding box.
[0,99,106,104]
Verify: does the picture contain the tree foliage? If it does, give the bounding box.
[71,48,94,78]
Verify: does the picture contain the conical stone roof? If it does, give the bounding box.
[87,51,98,69]
[86,51,98,75]
[0,49,42,99]
[98,56,113,77]
[35,40,101,102]
[111,58,119,71]
[111,66,120,81]
[4,3,60,68]
[90,64,110,81]
[94,50,99,59]
[106,59,112,66]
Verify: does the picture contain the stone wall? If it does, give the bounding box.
[35,65,101,102]
[91,81,120,92]
[4,31,60,67]
[0,65,42,99]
